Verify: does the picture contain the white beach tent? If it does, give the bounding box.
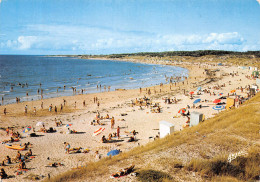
[36,122,45,127]
[190,112,203,127]
[159,121,174,138]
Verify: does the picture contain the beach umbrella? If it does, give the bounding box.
[178,108,186,114]
[197,86,202,91]
[189,91,194,95]
[65,124,72,127]
[213,99,221,104]
[23,126,31,133]
[36,122,45,127]
[193,99,201,104]
[107,149,120,157]
[230,90,236,93]
[218,93,223,96]
[212,105,225,111]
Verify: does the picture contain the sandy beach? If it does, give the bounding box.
[0,59,257,181]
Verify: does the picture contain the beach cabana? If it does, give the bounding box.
[252,71,259,78]
[256,78,260,86]
[159,121,174,138]
[226,98,235,110]
[190,112,203,127]
[250,88,256,96]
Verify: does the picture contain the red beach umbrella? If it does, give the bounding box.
[189,91,194,95]
[213,99,221,104]
[178,108,186,114]
[230,90,236,93]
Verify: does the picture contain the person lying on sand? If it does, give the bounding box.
[0,168,8,179]
[105,114,110,119]
[110,165,135,178]
[1,137,18,144]
[127,136,136,142]
[108,133,112,140]
[46,162,64,167]
[71,129,77,133]
[25,149,32,157]
[124,130,138,135]
[39,127,47,133]
[56,121,62,127]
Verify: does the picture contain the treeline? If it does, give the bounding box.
[106,50,260,58]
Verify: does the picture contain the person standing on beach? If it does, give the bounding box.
[25,105,28,114]
[74,101,76,109]
[111,117,115,129]
[117,126,120,139]
[54,106,57,113]
[33,107,36,115]
[63,99,66,106]
[49,104,52,112]
[83,100,85,107]
[4,108,6,115]
[41,102,43,109]
[60,104,63,112]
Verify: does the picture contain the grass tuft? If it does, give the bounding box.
[136,169,173,182]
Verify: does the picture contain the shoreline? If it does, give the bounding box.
[0,57,188,106]
[0,58,257,182]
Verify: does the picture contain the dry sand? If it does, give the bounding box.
[0,59,257,181]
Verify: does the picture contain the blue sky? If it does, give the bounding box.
[0,0,260,55]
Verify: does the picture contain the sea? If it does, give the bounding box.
[0,55,188,105]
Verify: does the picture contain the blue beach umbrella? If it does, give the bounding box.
[193,99,201,104]
[107,149,120,157]
[212,105,225,111]
[197,86,202,91]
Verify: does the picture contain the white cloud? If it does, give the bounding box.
[17,36,37,49]
[257,0,260,5]
[203,32,244,45]
[1,24,255,54]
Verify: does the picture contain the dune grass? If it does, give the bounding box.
[47,93,260,182]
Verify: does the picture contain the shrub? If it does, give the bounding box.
[137,169,173,182]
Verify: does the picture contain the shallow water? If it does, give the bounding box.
[0,55,188,105]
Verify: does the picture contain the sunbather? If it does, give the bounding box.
[4,156,11,164]
[18,160,26,169]
[25,149,32,157]
[0,168,8,179]
[15,151,21,162]
[101,135,107,143]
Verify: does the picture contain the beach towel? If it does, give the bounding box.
[93,128,105,136]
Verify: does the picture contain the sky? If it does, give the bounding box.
[0,0,260,55]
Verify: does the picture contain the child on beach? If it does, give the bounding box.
[64,142,70,154]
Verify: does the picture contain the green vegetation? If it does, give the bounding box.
[187,147,260,180]
[106,50,260,58]
[137,169,173,182]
